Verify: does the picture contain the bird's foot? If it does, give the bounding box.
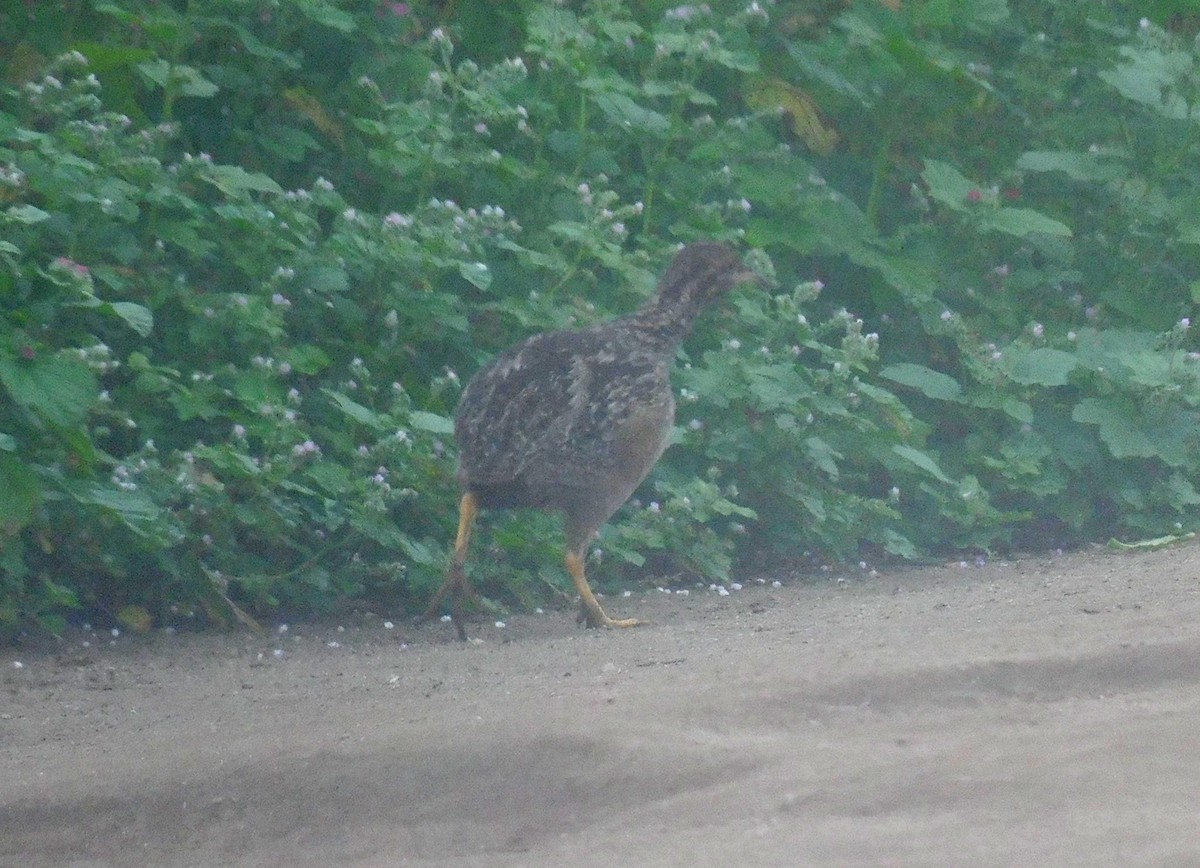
[421,565,481,640]
[577,601,644,629]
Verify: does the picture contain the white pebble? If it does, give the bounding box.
[110,628,120,638]
[440,615,452,623]
[11,661,23,669]
[731,582,743,591]
[278,624,289,634]
[717,587,730,597]
[383,621,394,630]
[772,580,782,588]
[494,621,506,629]
[273,649,285,658]
[327,641,341,648]
[622,590,632,597]
[675,589,689,596]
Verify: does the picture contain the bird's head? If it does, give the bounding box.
[655,242,769,311]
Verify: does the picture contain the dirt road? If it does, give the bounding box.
[3,544,1199,866]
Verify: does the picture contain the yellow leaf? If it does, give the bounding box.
[746,78,839,155]
[117,605,154,633]
[283,87,345,147]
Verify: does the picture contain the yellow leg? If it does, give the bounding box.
[423,492,480,638]
[565,549,641,629]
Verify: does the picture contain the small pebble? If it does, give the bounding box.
[11,661,23,669]
[771,580,782,588]
[327,641,341,648]
[278,624,289,634]
[494,621,506,629]
[440,615,452,623]
[383,621,394,630]
[110,628,120,638]
[272,649,284,658]
[717,587,730,597]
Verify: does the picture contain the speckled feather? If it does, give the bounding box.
[453,242,757,536]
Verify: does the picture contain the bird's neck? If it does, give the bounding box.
[621,296,703,352]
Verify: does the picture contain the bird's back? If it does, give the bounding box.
[454,319,676,510]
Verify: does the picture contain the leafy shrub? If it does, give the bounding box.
[2,1,1199,635]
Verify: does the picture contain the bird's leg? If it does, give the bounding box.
[423,492,480,640]
[565,548,641,629]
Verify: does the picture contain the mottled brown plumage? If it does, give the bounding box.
[425,242,762,636]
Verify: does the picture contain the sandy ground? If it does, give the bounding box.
[2,543,1200,867]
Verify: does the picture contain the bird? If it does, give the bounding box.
[424,242,765,637]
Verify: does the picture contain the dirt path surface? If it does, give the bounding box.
[3,544,1200,867]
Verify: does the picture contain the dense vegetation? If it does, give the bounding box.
[3,0,1199,635]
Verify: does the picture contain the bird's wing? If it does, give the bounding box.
[455,329,604,487]
[454,327,670,489]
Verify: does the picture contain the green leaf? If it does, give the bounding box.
[1017,150,1125,183]
[64,480,162,533]
[892,444,953,484]
[168,387,220,422]
[202,165,284,197]
[5,204,50,224]
[922,160,977,211]
[283,344,331,375]
[527,6,586,47]
[1072,397,1192,466]
[1107,532,1195,552]
[881,529,918,560]
[107,302,154,337]
[0,453,39,529]
[324,390,380,427]
[880,363,963,401]
[294,0,357,32]
[1100,46,1198,121]
[589,91,671,136]
[982,207,1072,238]
[1003,348,1078,386]
[350,512,440,564]
[805,436,842,478]
[409,410,455,435]
[137,60,218,97]
[303,265,349,294]
[0,355,96,427]
[457,260,492,290]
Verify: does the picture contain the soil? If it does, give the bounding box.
[3,543,1200,867]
